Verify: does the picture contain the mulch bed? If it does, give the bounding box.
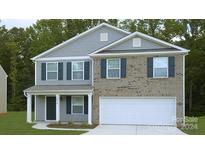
[47,123,98,129]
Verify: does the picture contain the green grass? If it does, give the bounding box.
[0,112,86,135]
[181,116,205,135]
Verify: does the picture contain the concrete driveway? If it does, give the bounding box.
[85,125,186,135]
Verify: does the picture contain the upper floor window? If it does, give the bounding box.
[107,58,120,79]
[133,38,141,47]
[100,33,108,41]
[153,57,168,78]
[46,62,58,80]
[72,61,84,80]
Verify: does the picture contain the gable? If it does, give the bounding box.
[90,31,189,56]
[107,36,168,51]
[36,25,129,59]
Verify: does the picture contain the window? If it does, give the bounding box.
[133,38,141,47]
[100,33,108,41]
[72,61,84,80]
[72,96,84,114]
[46,62,58,80]
[153,57,168,78]
[107,58,120,79]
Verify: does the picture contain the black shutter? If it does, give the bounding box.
[41,63,46,80]
[84,61,90,80]
[84,95,88,114]
[169,56,175,77]
[101,59,106,78]
[66,96,71,114]
[121,58,126,78]
[147,57,153,78]
[67,62,71,80]
[58,62,63,80]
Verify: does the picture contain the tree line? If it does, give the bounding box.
[0,19,204,116]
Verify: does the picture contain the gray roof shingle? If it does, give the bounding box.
[24,85,93,93]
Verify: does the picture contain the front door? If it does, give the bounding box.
[46,97,56,120]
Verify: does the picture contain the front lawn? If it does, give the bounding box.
[0,112,86,135]
[180,116,205,135]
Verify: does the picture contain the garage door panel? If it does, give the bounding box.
[100,97,176,125]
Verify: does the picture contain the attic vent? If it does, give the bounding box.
[100,33,108,41]
[133,38,141,47]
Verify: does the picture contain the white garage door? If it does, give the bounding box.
[99,97,176,126]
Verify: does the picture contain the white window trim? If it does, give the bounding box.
[71,61,84,80]
[153,57,169,78]
[46,62,58,81]
[133,38,141,47]
[106,58,121,79]
[71,96,84,115]
[100,33,108,41]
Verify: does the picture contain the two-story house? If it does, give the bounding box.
[24,23,189,126]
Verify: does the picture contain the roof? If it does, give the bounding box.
[0,65,8,77]
[24,85,93,93]
[89,31,190,56]
[31,23,130,61]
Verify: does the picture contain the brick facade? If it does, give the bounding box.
[92,54,184,125]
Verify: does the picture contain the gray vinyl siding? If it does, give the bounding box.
[35,95,87,122]
[108,36,168,51]
[0,66,7,113]
[36,59,92,85]
[41,26,128,58]
[35,96,45,121]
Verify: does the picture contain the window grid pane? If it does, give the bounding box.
[47,63,57,72]
[108,68,120,78]
[73,106,83,114]
[47,72,57,80]
[73,71,83,80]
[72,62,83,71]
[154,68,168,77]
[153,57,168,68]
[108,59,120,69]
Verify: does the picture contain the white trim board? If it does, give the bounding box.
[36,56,91,61]
[90,51,188,57]
[31,23,130,61]
[90,31,190,56]
[26,92,93,96]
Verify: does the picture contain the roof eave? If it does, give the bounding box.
[90,50,189,57]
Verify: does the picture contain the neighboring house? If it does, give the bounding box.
[0,65,7,113]
[24,23,189,126]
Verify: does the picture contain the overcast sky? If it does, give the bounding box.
[0,19,37,29]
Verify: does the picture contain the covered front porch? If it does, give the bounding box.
[24,85,93,125]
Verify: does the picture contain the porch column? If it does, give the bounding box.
[56,94,60,122]
[27,94,32,123]
[88,93,92,125]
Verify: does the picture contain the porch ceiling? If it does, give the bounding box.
[24,85,93,94]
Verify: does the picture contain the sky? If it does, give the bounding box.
[0,19,37,29]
